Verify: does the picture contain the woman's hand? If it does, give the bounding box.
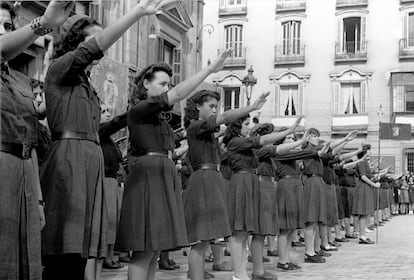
[39,205,46,230]
[251,92,270,111]
[137,0,175,15]
[40,1,75,29]
[208,49,233,73]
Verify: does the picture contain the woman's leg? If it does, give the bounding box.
[359,215,367,240]
[230,231,249,280]
[128,251,155,280]
[319,224,330,248]
[276,230,289,264]
[251,235,265,275]
[267,235,277,253]
[147,251,160,280]
[189,242,209,280]
[304,222,316,255]
[286,230,296,261]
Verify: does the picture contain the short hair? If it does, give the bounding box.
[129,63,172,106]
[308,127,320,137]
[184,90,221,128]
[223,114,250,146]
[0,2,16,31]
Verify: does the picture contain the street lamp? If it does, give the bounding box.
[242,65,257,106]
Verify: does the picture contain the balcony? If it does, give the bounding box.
[219,0,247,16]
[399,38,414,59]
[276,0,306,12]
[218,48,247,68]
[336,0,368,8]
[400,0,414,4]
[274,45,305,66]
[331,115,369,134]
[335,41,367,62]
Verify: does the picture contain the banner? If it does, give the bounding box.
[379,122,411,140]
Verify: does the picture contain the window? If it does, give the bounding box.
[222,87,240,111]
[228,0,242,6]
[334,83,366,115]
[225,25,243,58]
[403,12,414,48]
[282,21,301,55]
[336,15,367,58]
[406,150,414,173]
[393,84,414,112]
[278,85,300,116]
[158,38,182,86]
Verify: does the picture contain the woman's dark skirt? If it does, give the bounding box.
[276,178,304,230]
[227,173,260,234]
[379,189,388,210]
[183,170,232,243]
[0,152,42,280]
[373,188,380,210]
[387,189,394,207]
[103,177,120,245]
[257,178,278,236]
[116,155,188,252]
[326,184,339,227]
[340,186,350,218]
[303,176,327,225]
[399,190,410,204]
[352,178,375,216]
[409,189,414,203]
[347,187,355,216]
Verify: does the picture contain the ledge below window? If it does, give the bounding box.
[331,115,368,134]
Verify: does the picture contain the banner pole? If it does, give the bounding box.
[376,105,383,244]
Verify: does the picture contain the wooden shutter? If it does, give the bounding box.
[275,85,280,116]
[361,16,367,51]
[298,83,304,115]
[157,37,164,62]
[173,48,181,86]
[361,80,367,114]
[333,81,340,115]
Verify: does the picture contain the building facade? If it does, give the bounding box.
[201,0,414,173]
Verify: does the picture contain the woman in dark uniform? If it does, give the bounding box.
[223,116,302,280]
[115,51,231,279]
[40,2,169,279]
[352,145,379,244]
[183,90,268,280]
[0,2,72,279]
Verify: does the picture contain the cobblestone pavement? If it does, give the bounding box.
[102,214,414,280]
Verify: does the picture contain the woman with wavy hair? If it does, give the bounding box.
[0,2,73,279]
[183,90,268,280]
[223,116,302,280]
[39,1,172,279]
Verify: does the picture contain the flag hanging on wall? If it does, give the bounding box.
[379,122,411,140]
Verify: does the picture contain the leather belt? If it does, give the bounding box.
[234,169,257,175]
[194,163,220,172]
[145,152,168,158]
[279,175,300,180]
[52,131,99,144]
[259,175,274,182]
[0,141,31,159]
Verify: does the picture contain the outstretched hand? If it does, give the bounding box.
[138,0,175,15]
[41,1,75,28]
[345,130,358,142]
[208,49,233,73]
[252,91,270,111]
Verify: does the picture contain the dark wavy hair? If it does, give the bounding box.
[184,90,220,128]
[53,17,100,59]
[302,127,320,149]
[223,114,250,146]
[1,2,16,31]
[357,144,371,159]
[129,63,172,107]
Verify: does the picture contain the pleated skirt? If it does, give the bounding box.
[352,179,374,216]
[116,155,188,252]
[347,187,355,216]
[257,179,278,236]
[379,189,388,210]
[183,170,231,243]
[103,177,120,245]
[326,184,339,227]
[303,176,327,225]
[399,190,410,204]
[226,173,260,234]
[336,185,345,220]
[276,178,304,230]
[387,189,394,206]
[409,189,414,203]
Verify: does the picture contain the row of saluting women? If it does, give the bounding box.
[0,1,390,280]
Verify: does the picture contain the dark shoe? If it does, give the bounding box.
[289,262,301,269]
[359,238,375,244]
[316,250,331,257]
[267,249,279,257]
[329,241,341,247]
[118,255,130,263]
[212,262,233,271]
[183,250,188,256]
[335,237,350,242]
[345,234,358,239]
[277,262,298,271]
[367,225,376,231]
[304,254,326,263]
[299,236,305,242]
[102,260,123,269]
[252,271,278,280]
[158,260,174,270]
[291,241,305,247]
[224,249,231,256]
[320,245,338,252]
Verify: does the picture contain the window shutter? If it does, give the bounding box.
[337,17,342,53]
[157,37,164,62]
[404,13,408,44]
[275,85,280,116]
[89,2,101,22]
[333,81,340,115]
[173,48,181,86]
[361,80,367,114]
[298,83,304,115]
[361,16,367,52]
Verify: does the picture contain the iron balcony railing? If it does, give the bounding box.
[336,0,368,7]
[219,0,247,16]
[335,41,367,61]
[218,47,247,67]
[276,0,306,12]
[274,44,305,65]
[399,38,414,58]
